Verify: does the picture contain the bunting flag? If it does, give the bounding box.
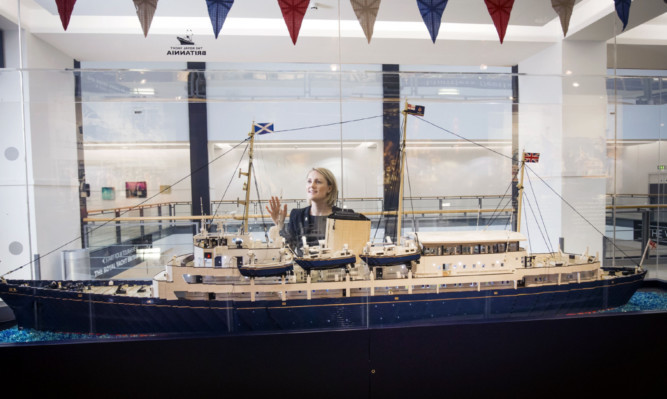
[551,0,575,37]
[277,0,310,44]
[614,0,631,31]
[206,0,235,39]
[133,0,159,37]
[484,0,514,44]
[253,123,274,135]
[416,0,449,43]
[350,0,381,43]
[55,0,77,31]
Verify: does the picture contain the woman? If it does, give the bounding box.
[266,167,342,254]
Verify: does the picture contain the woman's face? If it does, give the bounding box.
[306,170,331,204]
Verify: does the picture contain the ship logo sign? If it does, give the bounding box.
[167,29,207,56]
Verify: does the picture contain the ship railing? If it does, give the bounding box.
[165,261,602,303]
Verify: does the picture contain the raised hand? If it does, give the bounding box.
[266,196,287,226]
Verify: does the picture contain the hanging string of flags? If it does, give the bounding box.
[54,0,634,44]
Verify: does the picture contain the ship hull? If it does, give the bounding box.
[0,271,646,335]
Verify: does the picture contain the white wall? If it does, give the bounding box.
[27,33,81,279]
[0,28,32,279]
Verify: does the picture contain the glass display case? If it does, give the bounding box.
[0,2,666,395]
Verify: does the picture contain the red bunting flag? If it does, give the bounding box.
[133,0,159,37]
[484,0,514,44]
[350,0,381,43]
[277,0,310,45]
[55,0,77,31]
[551,0,575,37]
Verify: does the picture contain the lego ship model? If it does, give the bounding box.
[0,109,646,335]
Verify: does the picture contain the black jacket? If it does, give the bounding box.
[281,205,343,254]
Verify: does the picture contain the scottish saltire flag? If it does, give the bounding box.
[254,123,274,134]
[406,104,425,116]
[524,152,540,163]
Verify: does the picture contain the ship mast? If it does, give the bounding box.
[396,101,409,243]
[516,151,527,233]
[238,123,256,234]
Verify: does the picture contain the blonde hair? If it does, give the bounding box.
[308,167,338,208]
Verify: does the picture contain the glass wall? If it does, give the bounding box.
[1,1,665,344]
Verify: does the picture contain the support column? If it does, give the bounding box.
[511,65,519,232]
[382,64,400,240]
[187,62,210,218]
[74,60,89,247]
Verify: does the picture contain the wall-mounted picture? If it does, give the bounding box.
[125,181,147,198]
[101,187,115,200]
[160,185,172,194]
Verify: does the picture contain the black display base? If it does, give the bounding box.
[2,312,665,398]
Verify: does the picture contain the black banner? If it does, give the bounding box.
[89,236,152,278]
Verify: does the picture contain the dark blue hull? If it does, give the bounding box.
[0,271,646,335]
[361,252,421,267]
[294,255,357,271]
[237,263,293,278]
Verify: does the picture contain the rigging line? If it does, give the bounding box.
[210,142,250,221]
[484,161,521,230]
[523,193,551,255]
[337,0,344,207]
[483,184,514,230]
[271,115,384,134]
[525,167,554,254]
[524,196,532,253]
[418,115,633,263]
[2,138,251,278]
[403,123,418,236]
[385,115,409,241]
[251,161,269,241]
[415,116,515,162]
[373,161,401,243]
[372,116,404,243]
[3,114,390,277]
[524,163,640,266]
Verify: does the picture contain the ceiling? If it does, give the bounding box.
[1,0,666,67]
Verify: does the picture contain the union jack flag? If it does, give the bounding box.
[649,239,657,249]
[524,152,540,163]
[406,104,425,116]
[253,122,274,135]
